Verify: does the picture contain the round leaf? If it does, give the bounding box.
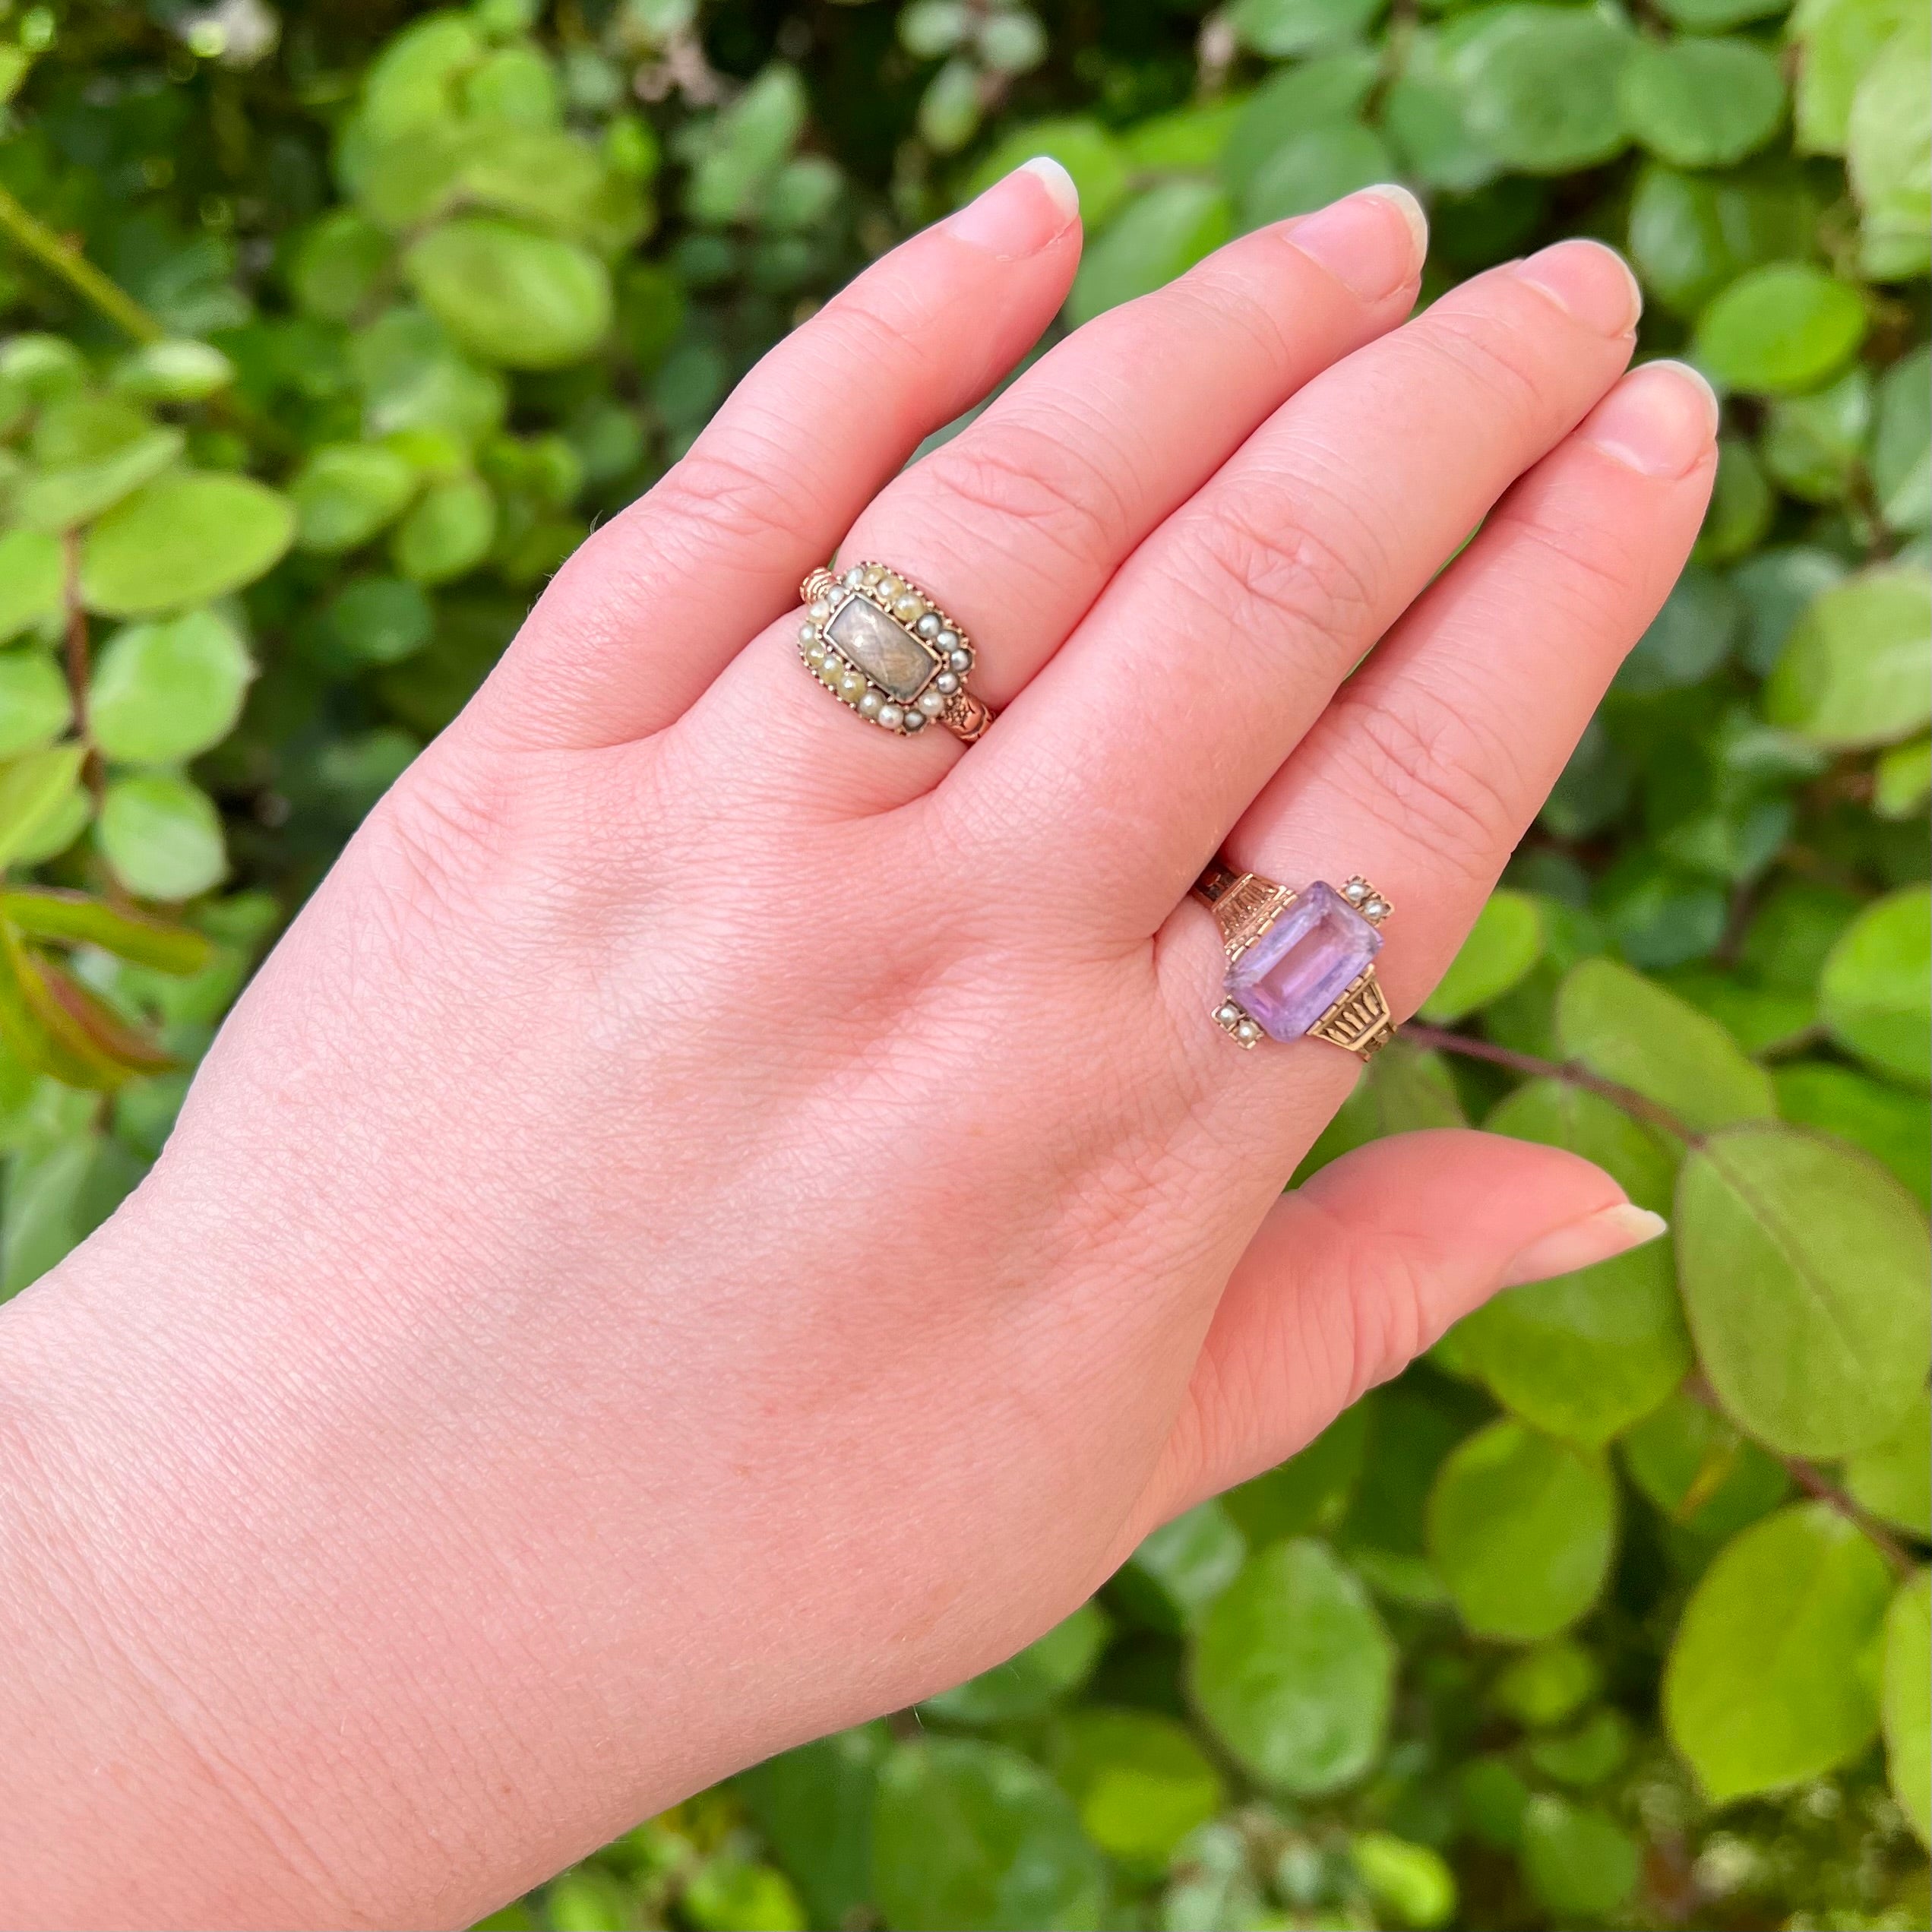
[1663,1502,1892,1801]
[1883,1571,1931,1846]
[1677,1123,1931,1456]
[1619,37,1786,169]
[1763,568,1932,748]
[1067,182,1233,327]
[322,575,435,667]
[1188,1540,1394,1794]
[1848,20,1932,280]
[1426,1420,1618,1640]
[0,530,62,646]
[79,473,296,619]
[921,1604,1108,1726]
[1693,263,1867,394]
[1773,1061,1930,1205]
[1048,1709,1223,1872]
[1845,1390,1932,1536]
[88,610,253,766]
[1819,885,1932,1086]
[0,650,71,760]
[404,217,612,369]
[1519,1796,1640,1918]
[1229,0,1387,58]
[1453,8,1632,175]
[871,1738,1105,1932]
[391,474,496,584]
[1419,890,1545,1022]
[291,443,420,555]
[97,773,227,901]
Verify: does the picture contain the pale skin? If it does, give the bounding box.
[0,166,1715,1928]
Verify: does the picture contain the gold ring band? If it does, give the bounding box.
[798,564,994,742]
[1192,861,1396,1060]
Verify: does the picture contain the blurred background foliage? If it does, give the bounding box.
[0,0,1927,1926]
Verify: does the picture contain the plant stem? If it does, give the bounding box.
[58,531,106,813]
[0,182,164,344]
[1401,1022,1700,1143]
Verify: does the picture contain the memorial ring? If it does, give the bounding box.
[797,564,994,742]
[1192,861,1398,1061]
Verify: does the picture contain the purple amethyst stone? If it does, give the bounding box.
[1226,881,1381,1042]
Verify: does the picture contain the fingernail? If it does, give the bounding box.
[1579,360,1721,478]
[1502,1204,1668,1289]
[1287,184,1428,303]
[945,157,1080,258]
[1513,239,1643,337]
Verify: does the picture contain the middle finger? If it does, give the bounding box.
[963,239,1643,934]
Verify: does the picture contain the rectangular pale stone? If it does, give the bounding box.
[827,595,939,703]
[1226,881,1381,1042]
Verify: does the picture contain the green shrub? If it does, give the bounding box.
[0,2,1925,1926]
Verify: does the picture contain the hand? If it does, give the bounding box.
[0,166,1712,1928]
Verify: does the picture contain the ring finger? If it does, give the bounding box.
[678,186,1429,818]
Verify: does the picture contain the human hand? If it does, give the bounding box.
[0,163,1713,1927]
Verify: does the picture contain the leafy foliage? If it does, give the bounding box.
[0,1,1924,1927]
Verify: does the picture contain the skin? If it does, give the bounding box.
[0,169,1714,1929]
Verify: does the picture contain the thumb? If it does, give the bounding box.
[1143,1127,1666,1525]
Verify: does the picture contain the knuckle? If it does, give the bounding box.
[919,413,1132,573]
[1413,304,1550,429]
[1337,1232,1444,1402]
[1324,681,1524,881]
[1181,488,1383,646]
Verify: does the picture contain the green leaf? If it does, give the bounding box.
[964,119,1133,230]
[79,473,296,620]
[871,1738,1105,1932]
[291,443,420,554]
[1228,0,1387,58]
[0,889,211,975]
[1875,736,1932,818]
[1848,20,1931,278]
[1295,1042,1466,1181]
[14,424,185,534]
[404,218,612,370]
[392,474,496,584]
[1518,1796,1640,1919]
[0,650,71,760]
[1555,957,1776,1133]
[1663,1501,1892,1801]
[1048,1709,1223,1873]
[1457,1081,1689,1444]
[1677,1123,1930,1456]
[1617,564,1741,694]
[1489,1638,1602,1728]
[921,1603,1108,1726]
[1693,262,1867,395]
[88,609,253,767]
[1627,163,1819,316]
[1188,1540,1394,1794]
[1385,30,1501,193]
[1690,436,1775,564]
[1349,1832,1457,1930]
[1819,884,1932,1086]
[1763,568,1932,748]
[1845,1388,1932,1535]
[1873,346,1932,532]
[1120,1500,1247,1635]
[97,773,227,902]
[0,531,63,647]
[1222,54,1381,194]
[321,575,435,667]
[1419,890,1545,1022]
[1773,1061,1930,1203]
[1621,1388,1793,1545]
[1620,37,1787,170]
[1789,0,1919,153]
[289,209,394,321]
[1883,1571,1931,1846]
[1761,367,1872,503]
[0,1130,141,1299]
[1066,182,1234,328]
[1526,1707,1633,1787]
[736,1727,884,1932]
[1222,1401,1371,1548]
[1427,1421,1618,1640]
[0,745,85,871]
[1452,7,1632,175]
[1238,122,1396,229]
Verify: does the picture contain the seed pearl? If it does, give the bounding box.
[934,630,958,652]
[1216,1004,1241,1024]
[844,566,865,587]
[893,593,924,622]
[915,613,942,637]
[1344,881,1368,901]
[798,621,818,643]
[917,688,947,716]
[947,647,972,672]
[808,599,831,621]
[877,704,904,730]
[840,672,867,700]
[817,656,840,683]
[805,642,827,665]
[1237,1020,1261,1043]
[934,670,960,695]
[1367,900,1388,918]
[903,707,927,730]
[858,689,884,717]
[875,572,901,597]
[860,564,883,586]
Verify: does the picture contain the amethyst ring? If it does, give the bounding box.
[1193,862,1396,1059]
[798,564,994,741]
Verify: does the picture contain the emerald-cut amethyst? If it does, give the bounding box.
[1227,881,1381,1042]
[827,595,939,703]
